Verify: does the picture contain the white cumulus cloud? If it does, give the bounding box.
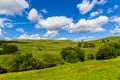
[110,26,120,34]
[18,34,41,40]
[44,30,58,38]
[28,8,42,22]
[77,0,97,14]
[38,16,73,30]
[0,0,29,15]
[111,16,120,24]
[57,37,68,40]
[75,36,95,42]
[77,0,107,14]
[65,16,108,33]
[90,9,103,18]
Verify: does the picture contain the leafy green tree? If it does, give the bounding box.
[3,45,18,54]
[96,46,117,60]
[61,47,85,63]
[87,54,94,60]
[8,53,37,72]
[78,42,82,48]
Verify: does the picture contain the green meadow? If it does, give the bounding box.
[0,36,120,80]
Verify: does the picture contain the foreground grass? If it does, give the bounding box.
[1,57,120,80]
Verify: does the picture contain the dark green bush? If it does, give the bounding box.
[87,54,94,60]
[42,54,64,68]
[96,46,117,60]
[0,66,7,74]
[8,53,37,72]
[61,47,85,63]
[3,45,18,54]
[78,42,82,48]
[83,42,95,48]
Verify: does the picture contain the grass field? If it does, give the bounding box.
[1,57,120,80]
[0,36,120,80]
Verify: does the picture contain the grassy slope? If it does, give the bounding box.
[1,57,120,80]
[0,36,120,80]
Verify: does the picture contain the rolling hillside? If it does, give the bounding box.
[0,36,120,80]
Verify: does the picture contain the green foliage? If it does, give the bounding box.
[7,53,37,72]
[87,54,94,60]
[96,46,117,60]
[2,45,18,54]
[83,42,95,48]
[41,54,64,68]
[103,42,120,56]
[78,42,82,48]
[61,47,85,63]
[0,66,7,74]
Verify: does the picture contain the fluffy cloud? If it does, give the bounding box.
[18,34,41,40]
[90,9,103,18]
[57,37,68,40]
[44,30,58,38]
[77,0,107,14]
[16,28,25,33]
[111,16,120,24]
[38,16,73,30]
[41,9,48,14]
[0,0,29,15]
[65,16,108,33]
[77,0,97,14]
[75,36,94,41]
[97,0,107,5]
[110,26,120,34]
[28,8,42,22]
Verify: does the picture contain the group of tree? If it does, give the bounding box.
[96,42,120,60]
[78,42,95,48]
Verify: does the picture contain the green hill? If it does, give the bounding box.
[0,36,120,80]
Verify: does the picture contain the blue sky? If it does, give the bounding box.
[0,0,120,41]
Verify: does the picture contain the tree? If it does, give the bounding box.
[3,45,18,54]
[8,53,37,72]
[78,42,82,48]
[96,46,117,60]
[87,54,94,60]
[61,47,85,63]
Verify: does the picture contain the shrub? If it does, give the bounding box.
[42,54,64,68]
[83,42,95,48]
[96,46,117,60]
[0,66,7,74]
[8,53,37,72]
[78,42,82,48]
[3,45,18,54]
[61,47,85,63]
[87,54,94,60]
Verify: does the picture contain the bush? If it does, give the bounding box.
[96,46,117,60]
[8,53,37,72]
[61,47,85,63]
[3,45,18,54]
[87,54,94,60]
[83,42,95,48]
[0,66,7,74]
[78,42,82,48]
[41,54,64,68]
